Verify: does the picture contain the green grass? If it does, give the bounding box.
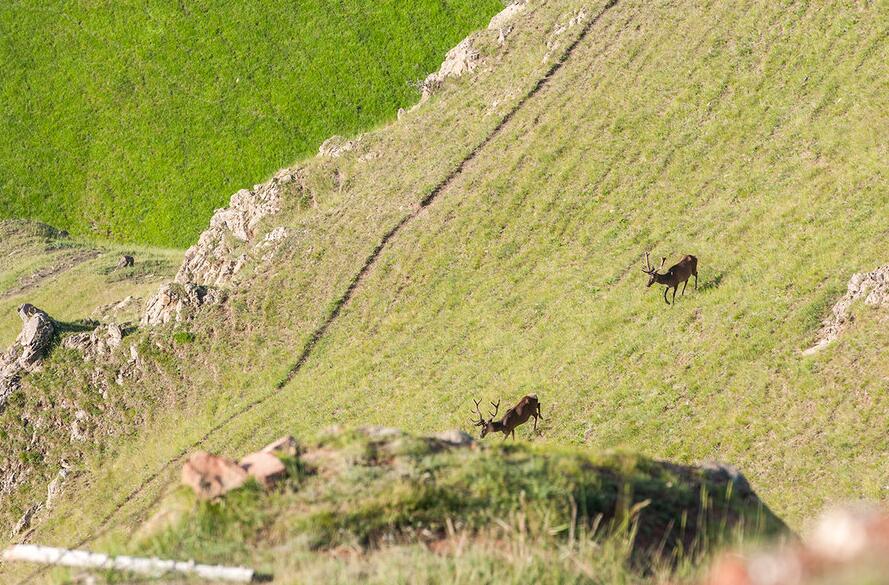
[1,0,887,582]
[0,0,503,247]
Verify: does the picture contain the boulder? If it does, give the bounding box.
[181,451,248,500]
[239,452,287,487]
[62,323,123,361]
[0,304,55,410]
[116,255,134,269]
[261,435,299,458]
[431,430,475,447]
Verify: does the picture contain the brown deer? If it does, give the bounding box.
[642,252,698,306]
[470,394,542,440]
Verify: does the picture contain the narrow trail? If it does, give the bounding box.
[12,2,619,581]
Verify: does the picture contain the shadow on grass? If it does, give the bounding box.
[698,271,725,292]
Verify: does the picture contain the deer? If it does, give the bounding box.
[642,251,698,306]
[471,394,542,440]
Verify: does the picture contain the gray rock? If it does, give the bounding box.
[12,503,41,536]
[804,264,889,354]
[62,323,123,361]
[116,255,134,269]
[1,305,55,411]
[141,283,225,326]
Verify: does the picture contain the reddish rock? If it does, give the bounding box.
[239,451,287,487]
[181,451,247,500]
[261,435,299,458]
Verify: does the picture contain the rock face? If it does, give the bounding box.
[804,264,889,355]
[181,451,248,500]
[421,38,480,99]
[0,304,54,410]
[141,283,226,326]
[318,135,357,158]
[142,169,299,326]
[175,169,297,287]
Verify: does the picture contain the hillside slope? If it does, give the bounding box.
[0,0,501,246]
[0,0,887,582]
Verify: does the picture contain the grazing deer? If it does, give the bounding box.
[470,394,542,440]
[642,251,698,306]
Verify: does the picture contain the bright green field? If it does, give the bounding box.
[0,0,501,247]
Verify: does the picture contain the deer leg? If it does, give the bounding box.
[672,286,678,305]
[694,272,698,289]
[681,280,688,295]
[533,415,538,432]
[663,287,670,305]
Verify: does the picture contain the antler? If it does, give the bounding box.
[658,257,666,271]
[642,251,653,273]
[470,399,486,426]
[488,399,500,420]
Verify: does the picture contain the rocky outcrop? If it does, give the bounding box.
[318,135,357,158]
[1,304,54,410]
[61,323,123,361]
[141,283,226,326]
[421,38,481,99]
[804,264,889,355]
[174,169,298,287]
[141,169,300,326]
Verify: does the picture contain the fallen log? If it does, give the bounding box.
[2,544,265,582]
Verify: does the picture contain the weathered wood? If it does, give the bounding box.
[2,544,259,582]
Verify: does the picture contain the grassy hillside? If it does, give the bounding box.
[0,0,502,247]
[0,221,181,346]
[1,0,887,582]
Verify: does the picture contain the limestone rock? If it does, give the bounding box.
[488,0,526,31]
[318,136,356,158]
[804,264,889,354]
[173,169,296,287]
[0,304,55,410]
[12,503,41,536]
[141,283,225,326]
[421,38,480,99]
[62,323,123,361]
[239,452,287,487]
[181,451,248,500]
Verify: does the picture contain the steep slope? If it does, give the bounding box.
[1,0,887,582]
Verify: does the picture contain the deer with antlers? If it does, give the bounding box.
[471,394,542,440]
[642,252,698,305]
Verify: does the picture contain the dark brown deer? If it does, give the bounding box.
[642,252,698,305]
[471,394,542,440]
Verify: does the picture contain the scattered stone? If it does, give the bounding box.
[12,503,41,536]
[239,452,287,487]
[141,283,225,326]
[804,264,889,355]
[181,451,248,500]
[1,304,55,410]
[45,464,70,509]
[116,255,134,269]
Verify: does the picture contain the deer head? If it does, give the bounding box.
[470,398,500,438]
[641,251,666,287]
